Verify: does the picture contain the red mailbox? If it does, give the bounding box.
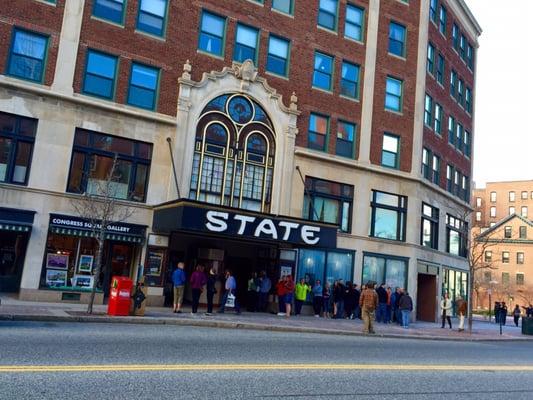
[107,276,133,316]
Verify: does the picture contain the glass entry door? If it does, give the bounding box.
[0,231,29,292]
[103,242,134,297]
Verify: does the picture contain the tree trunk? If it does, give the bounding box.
[87,235,105,314]
[468,267,475,333]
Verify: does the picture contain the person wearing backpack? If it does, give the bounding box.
[359,282,378,334]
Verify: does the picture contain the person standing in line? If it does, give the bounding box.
[205,267,218,316]
[190,265,207,314]
[501,302,508,326]
[257,271,271,312]
[398,291,413,328]
[513,304,521,327]
[456,295,467,332]
[440,292,453,329]
[390,287,399,324]
[353,284,361,320]
[172,262,186,313]
[294,278,311,316]
[276,276,287,316]
[333,280,345,319]
[359,281,378,334]
[247,272,258,312]
[376,283,388,323]
[312,279,323,317]
[217,269,240,314]
[284,275,295,318]
[344,282,356,319]
[323,282,332,318]
[386,287,392,323]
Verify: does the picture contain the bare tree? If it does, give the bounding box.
[71,155,133,314]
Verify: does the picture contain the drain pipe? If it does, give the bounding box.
[166,137,181,199]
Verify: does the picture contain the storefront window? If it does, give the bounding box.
[297,249,353,291]
[442,268,468,315]
[362,253,408,289]
[67,129,152,202]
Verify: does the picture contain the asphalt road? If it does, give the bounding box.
[1,321,532,399]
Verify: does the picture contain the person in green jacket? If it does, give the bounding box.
[294,278,311,316]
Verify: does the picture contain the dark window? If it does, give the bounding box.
[370,190,407,241]
[446,214,467,257]
[438,6,447,34]
[517,273,525,285]
[0,111,37,185]
[340,61,360,99]
[67,129,152,202]
[465,87,472,113]
[427,43,435,74]
[83,50,117,99]
[93,0,126,24]
[421,203,439,249]
[272,0,293,15]
[450,70,457,98]
[137,0,168,37]
[318,0,338,31]
[504,226,512,239]
[422,148,431,180]
[7,29,48,83]
[502,272,510,284]
[519,226,527,239]
[436,53,445,84]
[434,103,442,134]
[424,94,433,127]
[388,22,406,57]
[467,44,475,69]
[234,23,259,63]
[452,23,459,50]
[429,0,438,23]
[464,131,471,157]
[266,35,290,76]
[446,165,453,193]
[459,35,467,60]
[308,113,328,151]
[432,154,440,185]
[336,120,356,158]
[198,11,226,56]
[345,4,364,41]
[127,63,159,110]
[362,254,407,290]
[448,116,455,145]
[302,177,353,233]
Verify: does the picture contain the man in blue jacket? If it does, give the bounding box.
[172,262,186,313]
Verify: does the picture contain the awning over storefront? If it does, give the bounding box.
[0,207,35,233]
[152,200,337,248]
[49,214,146,244]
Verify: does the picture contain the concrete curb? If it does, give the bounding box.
[1,313,531,342]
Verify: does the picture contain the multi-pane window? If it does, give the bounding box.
[266,35,290,76]
[509,206,515,215]
[234,24,259,63]
[517,253,525,265]
[490,191,496,202]
[475,211,481,222]
[422,148,430,180]
[421,203,439,249]
[490,206,496,217]
[7,29,48,83]
[424,94,433,127]
[462,175,470,202]
[509,191,516,202]
[0,111,37,185]
[362,254,408,291]
[345,4,364,42]
[272,0,293,15]
[455,122,463,153]
[340,61,360,99]
[436,53,445,84]
[450,70,457,98]
[457,79,464,105]
[504,226,512,239]
[312,52,334,91]
[452,23,459,50]
[448,116,455,145]
[302,177,353,232]
[502,272,510,284]
[446,214,467,257]
[484,251,492,263]
[502,252,510,264]
[427,43,435,74]
[434,103,442,134]
[522,206,528,218]
[127,63,159,110]
[432,154,440,185]
[388,22,406,57]
[522,191,528,200]
[381,133,399,169]
[459,35,466,60]
[467,44,475,69]
[438,5,447,34]
[336,120,356,158]
[318,0,339,31]
[465,87,472,113]
[429,0,438,23]
[83,50,118,99]
[517,272,525,285]
[370,190,407,241]
[137,0,168,37]
[93,0,126,24]
[385,76,403,112]
[198,11,226,57]
[464,131,471,157]
[67,129,152,202]
[519,226,527,239]
[308,113,329,151]
[446,164,453,193]
[476,197,482,207]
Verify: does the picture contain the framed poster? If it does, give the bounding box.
[78,255,94,273]
[73,275,94,288]
[46,253,69,270]
[146,250,164,277]
[46,269,67,287]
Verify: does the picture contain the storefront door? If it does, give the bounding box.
[103,242,134,297]
[0,231,29,292]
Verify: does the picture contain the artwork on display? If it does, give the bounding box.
[72,275,94,288]
[146,250,164,277]
[46,269,68,287]
[46,253,69,270]
[78,255,94,273]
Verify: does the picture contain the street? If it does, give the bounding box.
[1,321,532,399]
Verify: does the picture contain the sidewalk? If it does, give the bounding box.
[0,295,530,341]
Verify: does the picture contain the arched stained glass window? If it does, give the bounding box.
[189,94,275,212]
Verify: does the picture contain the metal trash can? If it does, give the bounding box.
[522,317,533,335]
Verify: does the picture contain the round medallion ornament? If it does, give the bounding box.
[227,96,254,124]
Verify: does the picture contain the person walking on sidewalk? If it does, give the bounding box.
[190,265,207,314]
[440,293,453,329]
[294,278,311,316]
[284,275,295,318]
[312,280,323,317]
[513,304,521,327]
[359,282,378,334]
[456,296,467,332]
[205,267,218,316]
[376,283,388,323]
[172,262,186,313]
[398,291,413,328]
[218,270,240,314]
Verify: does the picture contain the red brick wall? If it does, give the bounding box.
[369,0,421,173]
[0,0,64,86]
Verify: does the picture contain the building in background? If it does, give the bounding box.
[472,181,533,309]
[0,0,480,320]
